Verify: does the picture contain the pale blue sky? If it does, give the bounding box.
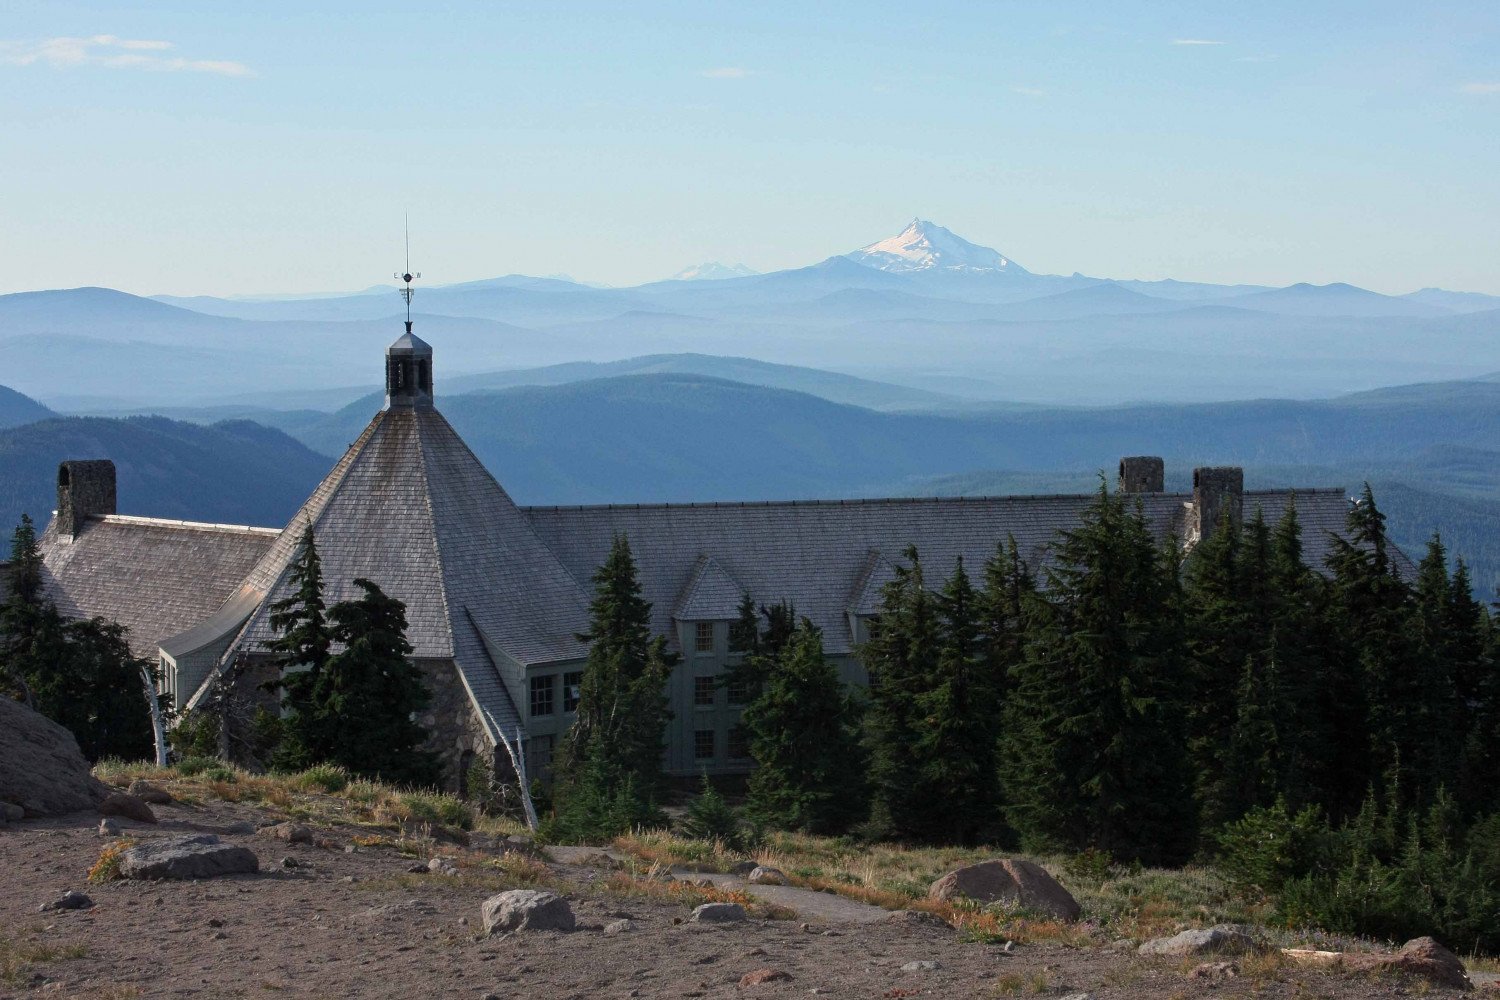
[3,1,1497,296]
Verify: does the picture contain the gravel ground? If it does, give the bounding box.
[0,799,1470,999]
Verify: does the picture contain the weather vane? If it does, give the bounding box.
[394,217,420,334]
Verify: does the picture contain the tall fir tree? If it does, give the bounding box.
[909,557,1001,843]
[264,525,333,769]
[1003,482,1194,865]
[308,578,438,786]
[859,544,940,839]
[743,617,866,834]
[553,534,675,837]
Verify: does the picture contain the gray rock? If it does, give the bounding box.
[901,961,940,972]
[428,856,459,875]
[928,858,1081,921]
[258,822,313,844]
[117,834,260,881]
[2,802,24,822]
[728,860,760,876]
[99,791,157,824]
[98,818,120,837]
[0,700,110,817]
[1138,924,1260,957]
[690,902,747,924]
[747,865,787,886]
[603,918,636,935]
[481,890,576,934]
[40,890,94,912]
[127,780,173,805]
[225,821,256,835]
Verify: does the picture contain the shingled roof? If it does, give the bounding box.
[39,515,278,660]
[189,403,592,738]
[524,489,1357,655]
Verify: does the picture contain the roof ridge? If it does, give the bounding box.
[93,514,280,536]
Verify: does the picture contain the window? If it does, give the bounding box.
[727,676,752,706]
[727,724,750,760]
[695,621,715,653]
[694,675,716,707]
[694,729,715,760]
[528,734,554,778]
[529,674,555,717]
[563,671,583,713]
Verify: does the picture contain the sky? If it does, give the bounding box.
[2,1,1497,297]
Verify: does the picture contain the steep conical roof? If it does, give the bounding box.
[195,406,590,740]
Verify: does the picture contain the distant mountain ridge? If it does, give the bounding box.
[847,219,1028,275]
[0,385,53,429]
[671,262,758,281]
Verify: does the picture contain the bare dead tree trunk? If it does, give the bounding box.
[488,712,538,831]
[140,663,168,767]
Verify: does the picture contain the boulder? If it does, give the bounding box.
[117,835,260,880]
[690,902,747,923]
[0,698,110,817]
[928,859,1081,921]
[127,780,173,805]
[1343,937,1471,992]
[603,918,636,936]
[224,821,256,835]
[98,818,120,837]
[728,860,760,876]
[1139,925,1260,957]
[99,791,157,824]
[747,866,787,886]
[428,856,459,876]
[481,890,575,934]
[258,822,313,844]
[2,802,24,822]
[39,890,94,912]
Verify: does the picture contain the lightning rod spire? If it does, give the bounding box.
[395,216,420,334]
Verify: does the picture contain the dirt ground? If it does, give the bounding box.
[0,798,1471,999]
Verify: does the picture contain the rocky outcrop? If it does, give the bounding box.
[690,902,747,923]
[258,822,313,844]
[127,780,173,804]
[1139,925,1261,957]
[117,835,260,880]
[99,791,157,824]
[928,859,1081,921]
[748,866,787,886]
[1343,938,1471,992]
[0,698,110,817]
[481,890,575,934]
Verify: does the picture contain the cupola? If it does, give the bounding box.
[385,332,434,410]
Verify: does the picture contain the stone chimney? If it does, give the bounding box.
[1193,466,1244,541]
[1119,456,1164,494]
[57,460,116,541]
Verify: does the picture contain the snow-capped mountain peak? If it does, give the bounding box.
[671,261,759,281]
[847,219,1027,275]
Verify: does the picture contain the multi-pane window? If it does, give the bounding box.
[727,724,750,760]
[694,675,716,707]
[563,671,583,713]
[727,676,752,706]
[529,674,555,717]
[694,729,715,760]
[695,621,715,653]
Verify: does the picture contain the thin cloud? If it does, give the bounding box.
[1235,54,1279,63]
[1461,82,1500,94]
[0,34,252,76]
[1172,38,1225,46]
[1011,86,1046,97]
[701,67,751,79]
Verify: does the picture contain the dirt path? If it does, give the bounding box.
[0,803,1462,999]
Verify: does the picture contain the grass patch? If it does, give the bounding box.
[88,839,136,883]
[0,935,88,985]
[291,764,350,794]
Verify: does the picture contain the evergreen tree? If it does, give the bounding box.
[308,578,438,786]
[723,594,795,705]
[1003,483,1194,865]
[978,535,1032,693]
[264,525,332,769]
[1327,485,1421,809]
[910,557,1001,843]
[553,534,675,834]
[1450,559,1499,816]
[681,771,744,848]
[859,545,939,839]
[3,515,155,761]
[744,617,865,834]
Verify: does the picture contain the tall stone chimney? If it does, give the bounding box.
[1193,466,1244,541]
[57,460,117,541]
[1119,456,1165,493]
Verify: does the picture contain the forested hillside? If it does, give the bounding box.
[0,416,333,531]
[0,385,52,429]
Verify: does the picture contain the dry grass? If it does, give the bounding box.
[0,935,88,986]
[88,838,136,883]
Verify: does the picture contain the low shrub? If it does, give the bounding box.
[293,764,350,794]
[175,755,219,777]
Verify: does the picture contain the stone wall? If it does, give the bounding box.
[414,658,495,794]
